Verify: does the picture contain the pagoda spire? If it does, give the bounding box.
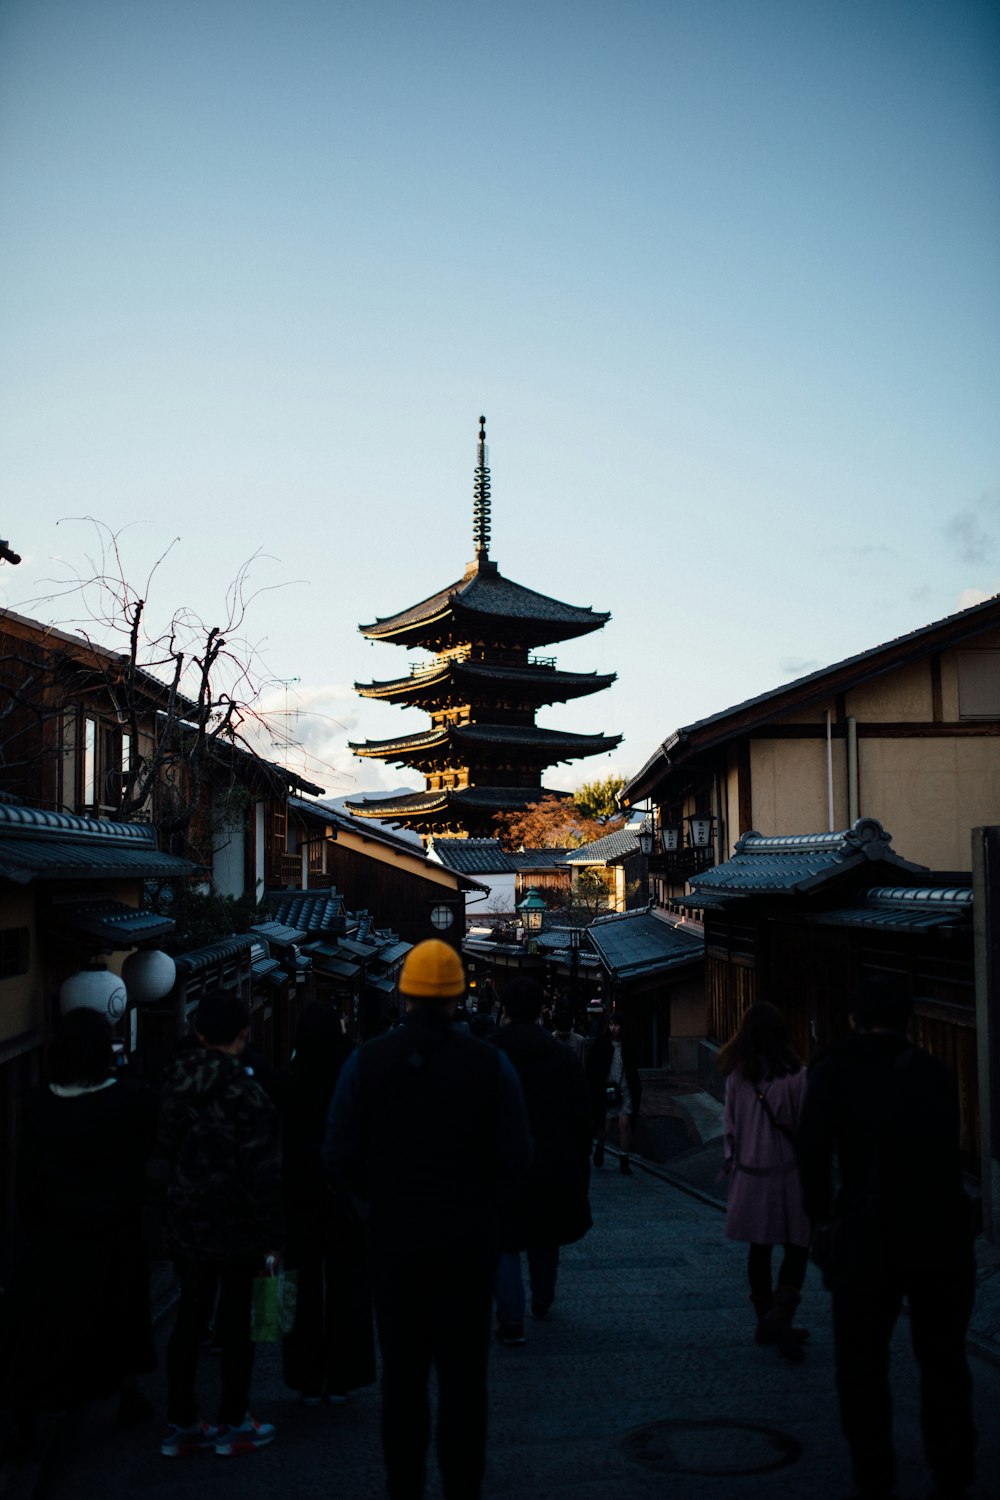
[472,414,491,564]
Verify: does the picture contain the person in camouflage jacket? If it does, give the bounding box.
[156,991,283,1458]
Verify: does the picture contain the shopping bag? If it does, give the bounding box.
[251,1268,298,1342]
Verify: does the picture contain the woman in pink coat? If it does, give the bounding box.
[720,1002,810,1362]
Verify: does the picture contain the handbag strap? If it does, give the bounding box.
[755,1086,797,1145]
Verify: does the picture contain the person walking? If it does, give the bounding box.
[323,939,531,1500]
[797,976,977,1500]
[586,1009,642,1175]
[0,1009,157,1455]
[156,991,283,1459]
[274,1001,375,1406]
[551,1000,587,1065]
[490,979,592,1343]
[719,1001,811,1362]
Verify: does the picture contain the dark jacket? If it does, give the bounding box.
[157,1045,283,1262]
[1,1077,158,1411]
[586,1029,643,1130]
[797,1032,973,1267]
[490,1021,592,1250]
[323,1007,532,1254]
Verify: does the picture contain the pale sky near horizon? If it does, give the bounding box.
[1,0,998,805]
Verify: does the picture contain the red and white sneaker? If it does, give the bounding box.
[214,1415,275,1456]
[160,1420,218,1457]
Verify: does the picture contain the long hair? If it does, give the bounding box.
[717,1001,801,1085]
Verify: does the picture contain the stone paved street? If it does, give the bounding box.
[18,1155,1000,1500]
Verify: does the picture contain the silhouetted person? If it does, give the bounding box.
[323,940,531,1500]
[0,1009,157,1455]
[586,1008,642,1175]
[719,1001,810,1361]
[490,979,592,1343]
[274,1002,375,1405]
[157,991,283,1458]
[797,976,977,1500]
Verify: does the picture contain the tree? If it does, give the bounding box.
[493,791,623,851]
[575,773,627,823]
[3,519,304,849]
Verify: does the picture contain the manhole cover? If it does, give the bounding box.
[623,1418,801,1476]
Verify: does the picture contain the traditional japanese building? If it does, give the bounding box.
[346,418,621,840]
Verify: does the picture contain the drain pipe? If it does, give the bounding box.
[826,710,834,831]
[847,715,859,823]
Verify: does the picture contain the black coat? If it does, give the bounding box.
[585,1029,643,1130]
[324,1008,532,1254]
[0,1076,157,1412]
[490,1021,593,1251]
[797,1032,973,1268]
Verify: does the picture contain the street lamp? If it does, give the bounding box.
[686,812,714,849]
[517,887,547,949]
[568,925,582,1020]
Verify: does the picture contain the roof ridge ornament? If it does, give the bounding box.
[472,414,491,564]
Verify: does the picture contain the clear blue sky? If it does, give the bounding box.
[1,0,998,800]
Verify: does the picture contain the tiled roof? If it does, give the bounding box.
[264,889,346,935]
[357,661,616,703]
[429,839,518,874]
[345,786,550,817]
[807,884,973,934]
[584,908,704,981]
[0,803,194,884]
[360,564,610,643]
[563,825,640,865]
[52,899,176,947]
[684,819,926,901]
[350,723,621,759]
[174,934,258,975]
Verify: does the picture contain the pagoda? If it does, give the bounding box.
[345,418,621,840]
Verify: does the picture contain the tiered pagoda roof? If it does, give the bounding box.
[346,417,621,839]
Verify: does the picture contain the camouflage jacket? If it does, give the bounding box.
[157,1045,284,1262]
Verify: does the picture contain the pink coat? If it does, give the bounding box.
[723,1067,810,1247]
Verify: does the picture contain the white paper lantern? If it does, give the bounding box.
[59,966,128,1020]
[122,948,176,1004]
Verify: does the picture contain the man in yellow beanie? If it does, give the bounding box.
[323,939,531,1500]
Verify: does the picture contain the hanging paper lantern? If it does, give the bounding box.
[122,948,176,1004]
[59,966,128,1020]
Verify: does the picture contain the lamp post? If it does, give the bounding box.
[568,925,582,1022]
[517,887,547,954]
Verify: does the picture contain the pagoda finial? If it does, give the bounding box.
[473,414,491,561]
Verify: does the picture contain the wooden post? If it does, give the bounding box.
[973,826,1000,1242]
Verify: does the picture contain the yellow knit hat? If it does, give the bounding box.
[399,939,466,999]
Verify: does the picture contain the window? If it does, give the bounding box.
[957,651,1000,719]
[79,714,130,814]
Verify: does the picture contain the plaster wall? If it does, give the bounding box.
[213,815,246,899]
[749,737,849,835]
[845,659,933,722]
[469,871,516,916]
[859,736,1000,870]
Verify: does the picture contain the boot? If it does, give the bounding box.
[751,1293,772,1344]
[619,1155,633,1176]
[758,1285,806,1363]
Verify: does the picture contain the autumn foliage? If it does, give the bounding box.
[493,792,626,851]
